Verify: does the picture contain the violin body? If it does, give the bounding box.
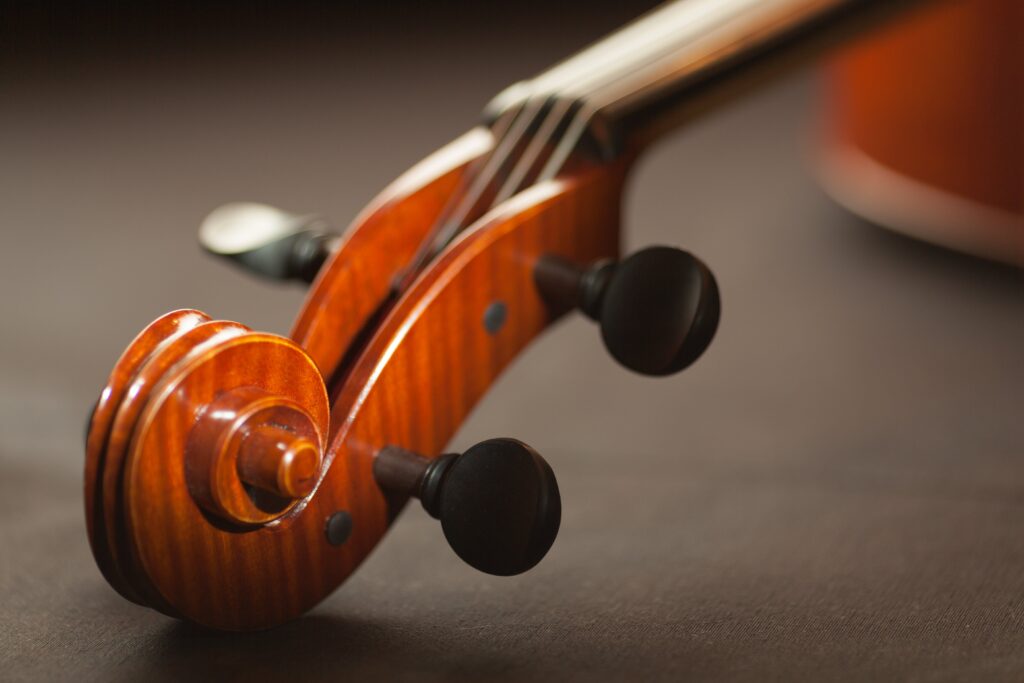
[84,0,1011,631]
[822,0,1023,264]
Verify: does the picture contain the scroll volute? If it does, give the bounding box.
[176,128,510,529]
[84,124,630,630]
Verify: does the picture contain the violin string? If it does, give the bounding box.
[534,0,804,183]
[536,105,595,183]
[412,0,780,269]
[392,100,538,289]
[425,97,547,253]
[404,94,587,285]
[427,96,577,245]
[479,2,767,192]
[488,98,576,208]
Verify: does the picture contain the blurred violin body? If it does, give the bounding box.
[822,0,1022,265]
[87,0,1008,631]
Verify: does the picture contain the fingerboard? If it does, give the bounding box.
[486,0,921,153]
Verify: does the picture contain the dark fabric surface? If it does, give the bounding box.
[2,5,1023,681]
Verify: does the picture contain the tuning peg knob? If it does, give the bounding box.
[199,202,339,283]
[374,439,561,576]
[535,246,720,376]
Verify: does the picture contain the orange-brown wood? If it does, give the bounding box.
[85,309,211,605]
[94,152,624,630]
[84,129,499,626]
[826,0,1022,213]
[86,0,1002,633]
[100,319,249,613]
[821,0,1023,262]
[236,423,321,500]
[122,330,330,627]
[291,128,494,382]
[185,383,326,525]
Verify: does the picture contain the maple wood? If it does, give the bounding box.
[822,0,1022,264]
[84,0,1013,632]
[290,128,494,383]
[86,125,628,628]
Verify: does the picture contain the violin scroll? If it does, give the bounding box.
[84,309,330,616]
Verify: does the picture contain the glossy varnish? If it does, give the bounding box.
[88,130,626,629]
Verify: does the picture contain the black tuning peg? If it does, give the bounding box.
[534,245,720,376]
[373,438,561,576]
[199,202,339,283]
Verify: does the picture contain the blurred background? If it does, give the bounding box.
[1,1,1022,680]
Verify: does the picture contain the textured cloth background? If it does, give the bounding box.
[2,3,1023,681]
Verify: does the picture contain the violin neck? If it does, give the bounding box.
[487,0,919,154]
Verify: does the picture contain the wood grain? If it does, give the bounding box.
[99,151,625,630]
[291,128,494,383]
[84,309,211,606]
[86,126,498,626]
[82,0,957,633]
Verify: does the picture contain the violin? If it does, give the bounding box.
[822,0,1022,266]
[84,0,950,631]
